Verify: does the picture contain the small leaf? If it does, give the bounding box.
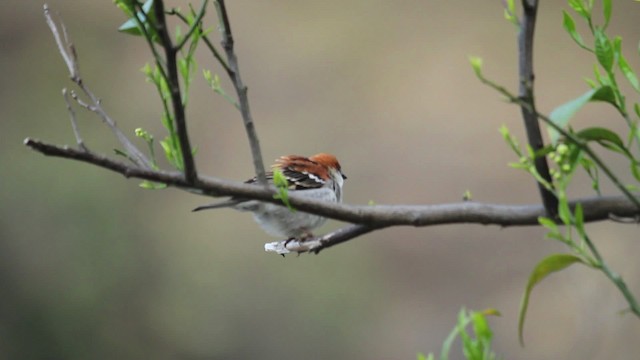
[519,254,585,346]
[602,0,612,29]
[594,29,614,72]
[589,85,615,103]
[548,89,594,144]
[576,127,625,151]
[584,77,597,88]
[548,87,614,144]
[557,193,572,225]
[469,56,483,78]
[471,312,492,341]
[618,52,640,92]
[139,180,167,189]
[562,11,588,50]
[118,0,156,37]
[538,216,558,232]
[568,0,590,18]
[504,0,519,27]
[272,169,295,211]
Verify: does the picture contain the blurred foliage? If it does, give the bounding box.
[473,0,640,345]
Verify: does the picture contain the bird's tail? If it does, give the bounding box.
[192,199,245,212]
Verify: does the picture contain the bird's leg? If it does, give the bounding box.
[283,231,314,246]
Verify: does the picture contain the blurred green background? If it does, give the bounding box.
[2,1,640,359]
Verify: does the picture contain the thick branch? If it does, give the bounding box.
[25,138,640,228]
[153,0,198,183]
[214,0,267,185]
[518,0,558,217]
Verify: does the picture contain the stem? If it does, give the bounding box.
[518,0,558,217]
[583,233,640,317]
[153,0,198,183]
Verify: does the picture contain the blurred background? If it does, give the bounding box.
[2,1,639,359]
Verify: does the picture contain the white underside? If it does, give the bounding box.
[236,186,338,238]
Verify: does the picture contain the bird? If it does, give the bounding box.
[193,153,347,240]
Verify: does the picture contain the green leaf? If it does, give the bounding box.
[594,29,614,72]
[589,85,615,103]
[272,169,295,212]
[139,180,167,189]
[471,312,492,342]
[618,52,640,92]
[538,216,558,232]
[576,127,626,152]
[504,0,518,27]
[557,193,572,225]
[602,0,612,29]
[519,254,585,345]
[568,0,590,18]
[469,56,483,78]
[118,0,156,37]
[562,11,588,50]
[548,87,615,144]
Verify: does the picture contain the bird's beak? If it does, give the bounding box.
[341,173,347,180]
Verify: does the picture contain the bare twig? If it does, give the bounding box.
[24,137,640,229]
[62,88,86,150]
[214,0,267,185]
[43,4,151,169]
[44,4,78,79]
[518,0,558,217]
[152,0,198,183]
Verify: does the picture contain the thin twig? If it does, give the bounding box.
[174,0,209,51]
[153,0,198,183]
[170,9,233,75]
[518,0,558,217]
[44,4,78,80]
[62,88,86,150]
[214,0,267,185]
[43,4,151,169]
[582,233,640,317]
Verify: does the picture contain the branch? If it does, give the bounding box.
[265,224,377,255]
[518,0,558,217]
[214,0,267,185]
[43,4,151,169]
[152,0,198,183]
[25,137,640,228]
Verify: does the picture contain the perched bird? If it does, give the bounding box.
[193,153,347,240]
